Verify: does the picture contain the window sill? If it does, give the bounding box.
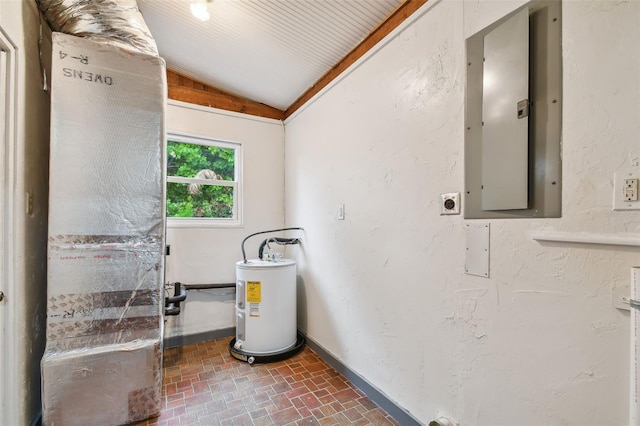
[167,218,243,229]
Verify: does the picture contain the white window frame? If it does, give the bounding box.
[166,131,243,228]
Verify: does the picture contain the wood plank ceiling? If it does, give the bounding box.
[138,0,429,120]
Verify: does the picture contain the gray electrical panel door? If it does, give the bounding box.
[481,8,529,210]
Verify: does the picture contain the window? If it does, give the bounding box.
[166,132,242,225]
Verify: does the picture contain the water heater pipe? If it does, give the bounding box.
[182,282,236,290]
[240,227,303,263]
[258,237,302,260]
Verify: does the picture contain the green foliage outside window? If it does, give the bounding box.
[167,140,236,218]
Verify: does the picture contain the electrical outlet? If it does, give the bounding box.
[26,192,34,216]
[440,192,460,215]
[613,171,640,210]
[624,178,638,201]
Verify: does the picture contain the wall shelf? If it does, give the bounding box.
[531,231,640,247]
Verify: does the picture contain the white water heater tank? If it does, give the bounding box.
[235,259,297,354]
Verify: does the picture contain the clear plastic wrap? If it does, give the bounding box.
[47,32,165,237]
[41,340,162,425]
[46,235,163,352]
[37,0,158,57]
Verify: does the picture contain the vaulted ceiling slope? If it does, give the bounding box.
[138,0,428,119]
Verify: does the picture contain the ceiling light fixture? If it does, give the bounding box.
[190,0,211,22]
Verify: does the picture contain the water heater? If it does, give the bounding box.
[235,259,296,352]
[229,229,305,364]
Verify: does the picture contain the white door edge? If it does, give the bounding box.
[0,26,18,426]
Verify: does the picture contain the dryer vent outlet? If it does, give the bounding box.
[429,416,457,426]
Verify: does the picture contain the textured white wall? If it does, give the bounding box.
[164,101,285,338]
[284,0,640,424]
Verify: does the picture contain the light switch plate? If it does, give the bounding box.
[441,192,461,215]
[613,170,640,210]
